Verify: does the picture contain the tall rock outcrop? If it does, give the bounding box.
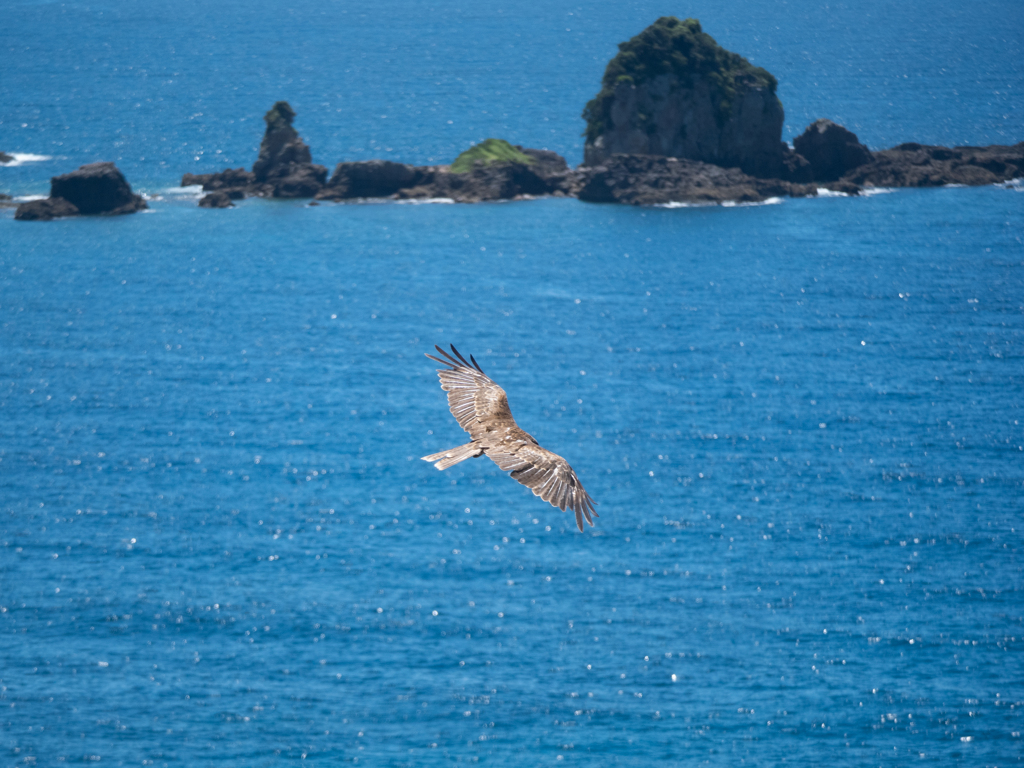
[251,101,327,197]
[180,101,326,201]
[582,17,787,178]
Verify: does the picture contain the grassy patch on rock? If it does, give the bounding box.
[450,139,534,173]
[582,17,778,141]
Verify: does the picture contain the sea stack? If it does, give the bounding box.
[15,162,147,221]
[180,101,326,200]
[251,101,327,197]
[582,17,789,178]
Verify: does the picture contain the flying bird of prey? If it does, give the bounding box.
[422,345,598,532]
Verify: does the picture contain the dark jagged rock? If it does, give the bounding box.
[266,162,328,198]
[780,145,814,183]
[0,193,15,208]
[0,152,13,164]
[576,154,815,206]
[842,142,1024,188]
[252,101,327,198]
[252,102,308,179]
[520,147,580,192]
[582,17,787,178]
[199,191,236,208]
[793,119,873,181]
[182,168,254,192]
[14,197,81,221]
[180,102,325,203]
[316,160,426,200]
[50,162,148,215]
[15,162,145,220]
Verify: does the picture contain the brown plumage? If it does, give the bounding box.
[422,345,598,532]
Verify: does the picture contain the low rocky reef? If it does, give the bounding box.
[0,151,14,165]
[183,121,578,205]
[576,155,816,206]
[315,141,579,203]
[15,162,147,221]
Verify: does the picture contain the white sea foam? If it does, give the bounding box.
[816,187,849,198]
[395,197,455,205]
[658,197,784,209]
[656,201,713,209]
[1,152,52,167]
[721,196,784,207]
[14,194,47,202]
[1001,178,1023,191]
[861,186,895,196]
[165,184,204,198]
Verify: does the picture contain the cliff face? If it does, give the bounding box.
[582,17,786,178]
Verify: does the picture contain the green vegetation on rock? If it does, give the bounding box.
[450,139,534,173]
[582,17,778,142]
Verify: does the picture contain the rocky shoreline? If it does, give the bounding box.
[8,17,1023,220]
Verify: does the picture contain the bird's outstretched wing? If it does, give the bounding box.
[426,344,598,532]
[425,344,515,441]
[488,444,598,532]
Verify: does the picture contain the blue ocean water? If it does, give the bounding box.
[2,1,1023,766]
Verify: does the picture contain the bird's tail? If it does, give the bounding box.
[421,442,483,471]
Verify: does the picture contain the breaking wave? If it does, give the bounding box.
[1,153,53,167]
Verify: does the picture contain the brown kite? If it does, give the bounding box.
[422,345,598,532]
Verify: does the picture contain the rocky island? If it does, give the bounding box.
[0,152,14,165]
[573,17,1022,204]
[581,17,800,180]
[14,162,147,221]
